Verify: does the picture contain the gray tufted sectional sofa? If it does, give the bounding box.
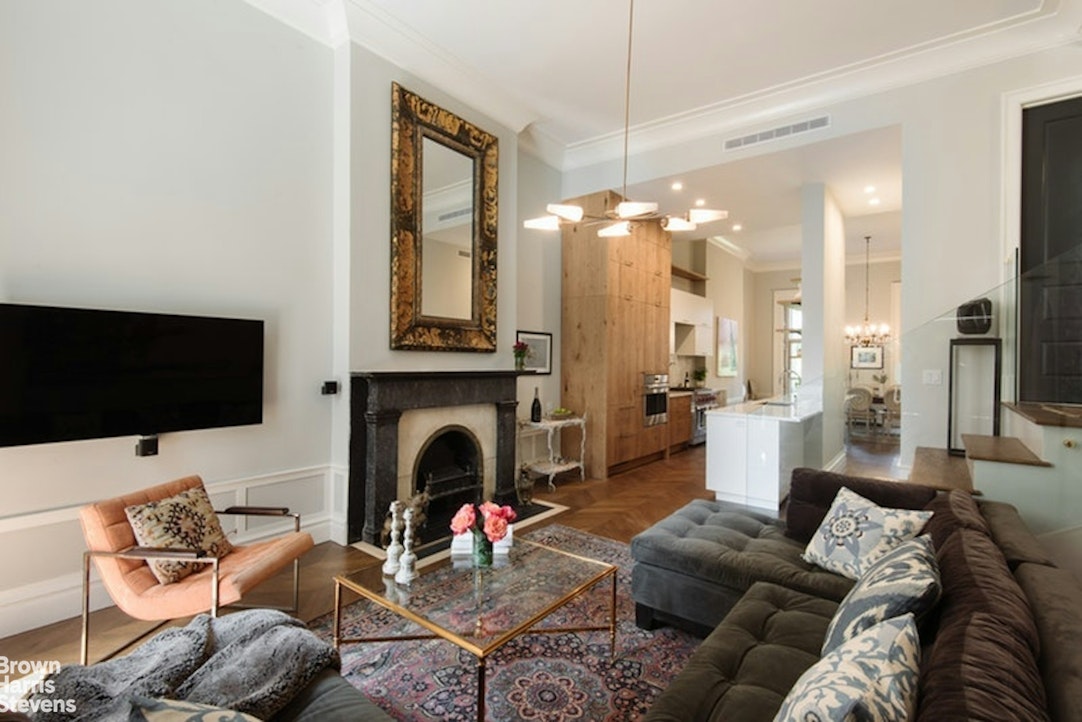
[631,467,1082,721]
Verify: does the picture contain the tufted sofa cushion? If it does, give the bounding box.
[631,500,853,629]
[643,581,838,722]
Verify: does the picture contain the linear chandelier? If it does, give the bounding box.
[845,235,891,346]
[522,0,727,237]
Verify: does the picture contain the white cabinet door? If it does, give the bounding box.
[706,413,746,503]
[745,416,780,509]
[694,322,713,356]
[670,288,694,324]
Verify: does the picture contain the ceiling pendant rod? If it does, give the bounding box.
[620,0,634,202]
[864,235,871,325]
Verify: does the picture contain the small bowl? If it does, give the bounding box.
[548,410,574,419]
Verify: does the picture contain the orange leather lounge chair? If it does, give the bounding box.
[78,474,314,664]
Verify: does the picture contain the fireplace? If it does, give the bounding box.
[413,426,483,545]
[348,371,519,545]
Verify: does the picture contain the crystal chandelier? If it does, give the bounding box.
[845,235,891,346]
[522,0,727,237]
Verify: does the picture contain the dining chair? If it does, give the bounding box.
[882,384,902,435]
[844,386,877,435]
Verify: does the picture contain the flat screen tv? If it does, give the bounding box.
[0,303,264,448]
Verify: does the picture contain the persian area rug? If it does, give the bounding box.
[308,525,700,721]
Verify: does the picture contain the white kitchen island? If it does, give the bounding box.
[705,398,823,513]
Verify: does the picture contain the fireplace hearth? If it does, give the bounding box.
[349,371,519,545]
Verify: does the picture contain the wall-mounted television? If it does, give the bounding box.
[0,303,264,448]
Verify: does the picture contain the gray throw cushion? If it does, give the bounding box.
[803,487,933,580]
[775,614,921,722]
[821,535,940,655]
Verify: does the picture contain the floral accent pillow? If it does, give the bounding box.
[774,614,921,722]
[821,535,941,655]
[125,487,233,585]
[802,486,933,580]
[129,696,261,721]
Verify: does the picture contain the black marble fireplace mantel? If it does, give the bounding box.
[348,370,520,545]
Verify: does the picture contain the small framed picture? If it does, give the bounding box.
[850,345,884,369]
[516,330,552,375]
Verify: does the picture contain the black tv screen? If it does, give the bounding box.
[0,303,264,448]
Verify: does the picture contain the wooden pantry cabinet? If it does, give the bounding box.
[561,190,671,479]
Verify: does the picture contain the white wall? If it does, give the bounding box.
[0,0,335,636]
[516,152,564,419]
[347,44,519,374]
[704,241,749,403]
[801,184,847,468]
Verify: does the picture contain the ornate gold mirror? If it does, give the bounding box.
[390,82,498,351]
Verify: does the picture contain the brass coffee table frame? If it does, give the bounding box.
[333,540,618,722]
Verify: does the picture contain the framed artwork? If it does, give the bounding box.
[515,330,552,374]
[716,317,738,377]
[850,345,884,369]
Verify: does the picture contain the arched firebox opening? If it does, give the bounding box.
[412,425,483,546]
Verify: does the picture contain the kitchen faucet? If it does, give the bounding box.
[779,369,801,403]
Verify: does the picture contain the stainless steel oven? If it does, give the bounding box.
[643,373,669,426]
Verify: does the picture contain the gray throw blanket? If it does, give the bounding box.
[30,609,338,721]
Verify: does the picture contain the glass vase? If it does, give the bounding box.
[472,532,494,568]
[515,355,526,371]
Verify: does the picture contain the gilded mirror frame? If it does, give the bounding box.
[390,82,499,351]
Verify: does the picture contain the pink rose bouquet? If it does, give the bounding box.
[450,500,517,543]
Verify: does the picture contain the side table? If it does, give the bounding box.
[517,415,587,491]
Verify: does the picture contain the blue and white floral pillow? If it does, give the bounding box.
[802,487,933,580]
[774,614,921,722]
[821,534,941,654]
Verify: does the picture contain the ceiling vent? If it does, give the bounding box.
[724,115,830,151]
[438,207,473,223]
[457,249,472,259]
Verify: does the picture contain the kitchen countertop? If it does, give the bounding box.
[669,389,694,397]
[706,396,822,422]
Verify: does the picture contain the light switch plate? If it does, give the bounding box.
[922,369,943,385]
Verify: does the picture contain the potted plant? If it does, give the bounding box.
[872,373,888,395]
[692,368,708,387]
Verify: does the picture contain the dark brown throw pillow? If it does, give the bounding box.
[923,490,990,550]
[979,500,1056,569]
[917,611,1049,722]
[785,468,937,544]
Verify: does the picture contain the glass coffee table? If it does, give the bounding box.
[333,540,617,722]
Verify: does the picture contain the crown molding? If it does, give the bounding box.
[338,0,538,134]
[243,0,1082,173]
[563,1,1082,172]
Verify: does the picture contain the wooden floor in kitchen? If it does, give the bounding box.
[0,439,903,667]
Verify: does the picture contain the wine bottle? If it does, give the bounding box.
[531,387,542,422]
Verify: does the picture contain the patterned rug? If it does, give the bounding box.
[308,525,700,721]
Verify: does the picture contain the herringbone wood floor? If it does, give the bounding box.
[0,441,901,667]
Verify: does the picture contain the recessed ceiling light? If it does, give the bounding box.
[864,185,876,194]
[671,181,683,191]
[695,199,706,207]
[732,223,742,232]
[869,197,881,206]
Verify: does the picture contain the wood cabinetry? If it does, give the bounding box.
[668,394,693,450]
[561,190,671,479]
